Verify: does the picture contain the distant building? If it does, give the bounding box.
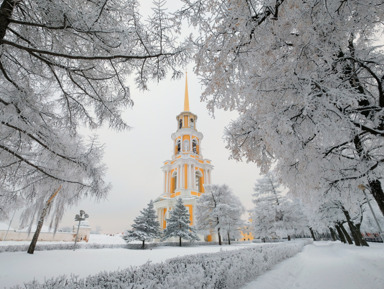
[240,218,255,242]
[153,75,213,238]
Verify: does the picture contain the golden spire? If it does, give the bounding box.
[184,72,190,111]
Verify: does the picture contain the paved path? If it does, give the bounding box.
[242,242,384,289]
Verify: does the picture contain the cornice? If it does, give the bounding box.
[171,128,203,140]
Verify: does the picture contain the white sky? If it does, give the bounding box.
[58,70,262,234]
[56,1,263,234]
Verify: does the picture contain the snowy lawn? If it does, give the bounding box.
[0,238,259,288]
[242,241,384,289]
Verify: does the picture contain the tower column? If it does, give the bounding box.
[204,169,207,185]
[189,164,193,189]
[208,169,211,184]
[177,166,180,189]
[168,170,171,194]
[192,165,195,190]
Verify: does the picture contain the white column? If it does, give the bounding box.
[204,169,207,185]
[192,165,195,189]
[177,166,180,189]
[164,171,168,193]
[190,164,193,189]
[187,164,190,189]
[208,169,211,184]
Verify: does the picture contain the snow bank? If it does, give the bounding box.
[0,242,127,253]
[12,240,311,289]
[0,234,126,252]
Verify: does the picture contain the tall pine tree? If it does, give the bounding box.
[123,200,160,249]
[162,198,199,246]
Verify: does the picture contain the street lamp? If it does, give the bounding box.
[73,210,89,251]
[358,184,384,241]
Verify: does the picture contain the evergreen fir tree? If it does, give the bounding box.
[123,200,160,249]
[162,198,199,246]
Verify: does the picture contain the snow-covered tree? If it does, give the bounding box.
[196,184,245,245]
[123,200,160,249]
[0,0,187,227]
[179,0,384,216]
[251,174,286,240]
[251,173,308,240]
[220,195,245,244]
[162,198,199,246]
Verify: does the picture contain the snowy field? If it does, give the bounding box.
[0,234,258,288]
[242,241,384,289]
[0,235,383,289]
[0,233,126,248]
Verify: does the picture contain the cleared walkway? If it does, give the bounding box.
[242,241,384,289]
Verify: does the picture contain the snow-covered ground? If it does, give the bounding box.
[242,241,384,289]
[0,233,126,247]
[0,236,383,289]
[0,235,258,288]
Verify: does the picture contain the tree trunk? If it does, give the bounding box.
[342,209,362,246]
[287,235,291,241]
[179,236,182,247]
[335,225,346,243]
[27,186,61,254]
[218,228,222,245]
[353,134,384,217]
[369,179,384,217]
[356,223,369,247]
[27,205,50,254]
[227,232,231,245]
[339,223,353,245]
[329,227,337,241]
[142,240,145,249]
[309,227,316,241]
[0,0,15,41]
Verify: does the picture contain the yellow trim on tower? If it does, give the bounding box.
[184,164,188,189]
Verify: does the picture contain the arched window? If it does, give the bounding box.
[190,118,194,128]
[177,140,181,153]
[192,139,198,154]
[179,119,183,129]
[195,171,202,192]
[183,139,189,151]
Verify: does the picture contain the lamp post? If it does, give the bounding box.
[358,184,384,241]
[73,210,89,251]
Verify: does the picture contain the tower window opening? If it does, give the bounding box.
[183,139,189,152]
[179,119,182,129]
[190,118,194,128]
[177,140,181,154]
[192,139,198,154]
[171,173,177,194]
[195,171,202,192]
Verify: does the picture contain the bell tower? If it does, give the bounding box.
[153,74,214,229]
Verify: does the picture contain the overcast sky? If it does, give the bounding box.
[55,1,263,234]
[57,70,262,233]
